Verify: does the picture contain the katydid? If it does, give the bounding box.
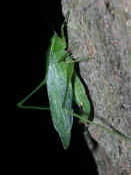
[17,19,131,149]
[17,22,91,149]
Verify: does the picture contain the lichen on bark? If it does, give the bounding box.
[62,0,131,174]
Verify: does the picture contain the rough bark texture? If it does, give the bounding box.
[62,0,131,174]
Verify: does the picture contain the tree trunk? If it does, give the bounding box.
[62,0,131,174]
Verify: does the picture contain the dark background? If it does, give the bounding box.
[16,0,98,174]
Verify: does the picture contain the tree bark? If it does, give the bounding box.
[62,0,131,174]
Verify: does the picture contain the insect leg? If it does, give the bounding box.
[65,57,91,63]
[62,61,74,108]
[17,78,49,110]
[71,112,131,143]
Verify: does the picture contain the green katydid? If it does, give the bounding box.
[17,22,91,149]
[17,17,131,149]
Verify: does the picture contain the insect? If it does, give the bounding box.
[17,16,131,149]
[17,19,91,149]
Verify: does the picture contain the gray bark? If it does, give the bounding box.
[62,0,131,174]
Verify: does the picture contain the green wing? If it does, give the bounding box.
[47,56,73,149]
